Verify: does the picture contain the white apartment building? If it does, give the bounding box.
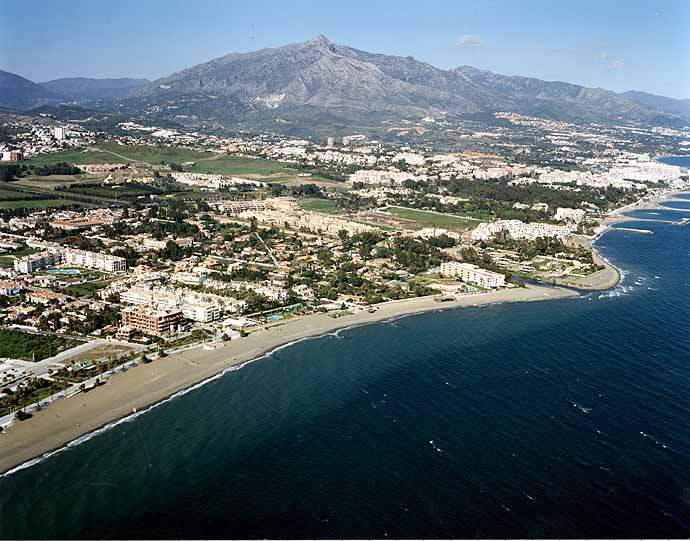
[172,271,207,286]
[14,250,62,273]
[63,249,127,272]
[15,248,126,274]
[439,262,506,289]
[119,284,222,322]
[181,301,221,323]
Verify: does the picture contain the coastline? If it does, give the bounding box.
[0,284,577,476]
[8,189,686,477]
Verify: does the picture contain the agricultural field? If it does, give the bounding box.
[384,206,478,231]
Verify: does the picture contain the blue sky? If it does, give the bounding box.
[2,0,688,98]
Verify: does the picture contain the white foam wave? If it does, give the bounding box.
[639,430,671,450]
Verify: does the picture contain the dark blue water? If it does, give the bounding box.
[658,155,690,168]
[2,204,690,538]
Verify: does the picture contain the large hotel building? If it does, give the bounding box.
[439,262,506,289]
[121,306,184,337]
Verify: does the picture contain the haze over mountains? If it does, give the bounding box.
[1,35,688,129]
[39,78,150,100]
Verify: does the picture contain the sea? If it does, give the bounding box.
[1,169,690,538]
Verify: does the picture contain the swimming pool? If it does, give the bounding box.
[46,269,81,275]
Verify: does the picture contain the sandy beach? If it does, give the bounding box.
[0,284,577,476]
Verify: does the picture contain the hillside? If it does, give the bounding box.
[0,69,60,110]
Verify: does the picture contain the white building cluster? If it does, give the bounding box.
[349,169,424,186]
[117,284,228,322]
[170,172,265,190]
[471,220,571,242]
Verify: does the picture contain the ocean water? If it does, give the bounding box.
[2,204,690,538]
[657,155,690,168]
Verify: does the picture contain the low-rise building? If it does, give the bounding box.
[0,280,22,296]
[27,289,68,304]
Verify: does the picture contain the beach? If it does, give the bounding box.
[6,188,680,476]
[0,283,577,476]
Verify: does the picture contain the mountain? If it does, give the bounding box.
[0,69,60,110]
[127,35,684,128]
[621,90,690,118]
[40,77,150,100]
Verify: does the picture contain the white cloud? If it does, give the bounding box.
[457,34,486,49]
[597,52,624,71]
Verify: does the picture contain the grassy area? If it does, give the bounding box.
[24,145,297,181]
[188,154,295,177]
[0,247,41,268]
[1,246,41,258]
[385,207,477,231]
[0,199,81,209]
[24,144,212,167]
[62,280,110,298]
[21,148,117,166]
[97,143,212,164]
[300,198,341,214]
[0,329,80,362]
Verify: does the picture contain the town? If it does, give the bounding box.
[0,108,688,425]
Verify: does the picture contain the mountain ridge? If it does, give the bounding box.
[1,36,688,130]
[127,35,686,127]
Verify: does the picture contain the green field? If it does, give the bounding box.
[22,148,121,166]
[385,207,477,231]
[0,329,79,362]
[0,199,81,209]
[25,145,299,181]
[188,155,296,178]
[63,280,110,298]
[300,198,341,214]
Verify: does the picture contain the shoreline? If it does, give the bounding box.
[8,190,687,477]
[0,284,578,477]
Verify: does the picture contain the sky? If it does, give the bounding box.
[1,0,689,99]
